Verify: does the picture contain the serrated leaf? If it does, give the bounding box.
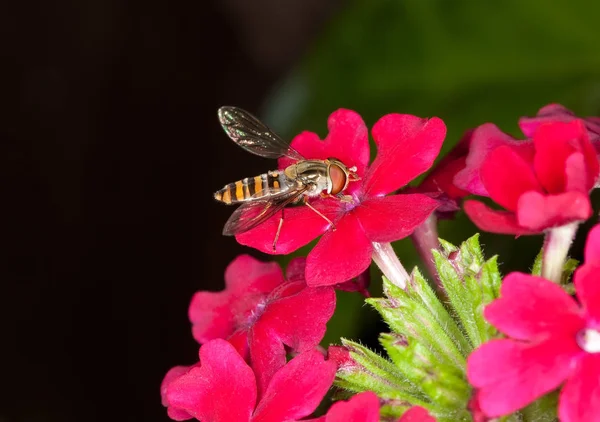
[520,390,559,421]
[368,274,468,370]
[335,339,425,401]
[434,234,502,348]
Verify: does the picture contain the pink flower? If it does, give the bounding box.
[455,104,600,198]
[453,123,533,197]
[188,254,335,394]
[398,406,436,422]
[236,109,446,286]
[519,103,600,145]
[306,392,381,422]
[410,129,473,218]
[463,120,598,234]
[467,224,600,421]
[163,339,337,422]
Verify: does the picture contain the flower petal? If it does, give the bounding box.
[516,191,592,232]
[364,114,446,196]
[189,291,235,344]
[285,257,307,282]
[484,273,584,340]
[454,123,532,196]
[558,354,600,422]
[251,350,337,422]
[565,152,588,193]
[161,366,194,421]
[305,213,373,286]
[224,254,284,294]
[335,267,371,296]
[249,282,336,396]
[188,255,285,344]
[519,104,577,137]
[279,109,370,178]
[467,337,579,417]
[520,103,600,142]
[399,406,436,422]
[355,194,439,243]
[584,224,600,264]
[533,120,587,193]
[481,146,542,212]
[415,128,472,199]
[463,200,537,235]
[166,339,256,422]
[574,266,600,324]
[324,392,381,422]
[235,200,341,254]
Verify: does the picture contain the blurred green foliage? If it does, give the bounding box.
[265,0,600,345]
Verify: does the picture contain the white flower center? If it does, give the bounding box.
[577,328,600,353]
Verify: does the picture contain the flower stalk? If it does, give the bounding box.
[371,241,410,289]
[410,214,442,291]
[541,222,578,283]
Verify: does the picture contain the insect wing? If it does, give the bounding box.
[218,106,304,161]
[222,186,309,236]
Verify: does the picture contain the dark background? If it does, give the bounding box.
[2,1,600,421]
[2,1,343,421]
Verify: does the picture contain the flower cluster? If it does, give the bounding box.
[162,103,600,422]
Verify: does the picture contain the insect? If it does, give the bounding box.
[214,106,360,251]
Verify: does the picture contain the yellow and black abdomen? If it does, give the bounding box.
[214,171,289,204]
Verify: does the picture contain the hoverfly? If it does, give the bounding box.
[214,106,360,251]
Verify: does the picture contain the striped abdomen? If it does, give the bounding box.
[214,170,292,205]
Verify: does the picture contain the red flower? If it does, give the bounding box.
[463,120,598,234]
[306,392,381,422]
[236,109,446,286]
[519,103,600,145]
[453,123,533,197]
[398,406,436,422]
[467,224,600,421]
[163,339,337,422]
[410,129,473,218]
[188,255,335,394]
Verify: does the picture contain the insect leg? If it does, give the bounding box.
[305,200,336,231]
[272,208,285,252]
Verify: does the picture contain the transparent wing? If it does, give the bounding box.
[222,186,309,236]
[218,106,305,161]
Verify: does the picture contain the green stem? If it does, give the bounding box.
[410,214,443,292]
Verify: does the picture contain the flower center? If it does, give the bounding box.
[577,328,600,353]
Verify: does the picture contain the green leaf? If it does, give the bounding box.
[368,273,468,370]
[561,258,579,285]
[520,390,559,421]
[532,248,543,276]
[434,234,502,349]
[334,339,426,402]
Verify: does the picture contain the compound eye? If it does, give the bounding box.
[329,164,347,195]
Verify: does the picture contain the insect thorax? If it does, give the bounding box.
[284,160,330,197]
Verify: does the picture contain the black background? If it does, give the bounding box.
[1,1,343,421]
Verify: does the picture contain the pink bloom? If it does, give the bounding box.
[236,109,446,286]
[410,129,473,217]
[334,267,371,297]
[453,123,533,197]
[188,255,335,394]
[463,120,598,234]
[163,339,337,422]
[467,224,600,421]
[398,406,436,422]
[519,103,600,145]
[161,365,197,421]
[306,392,381,422]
